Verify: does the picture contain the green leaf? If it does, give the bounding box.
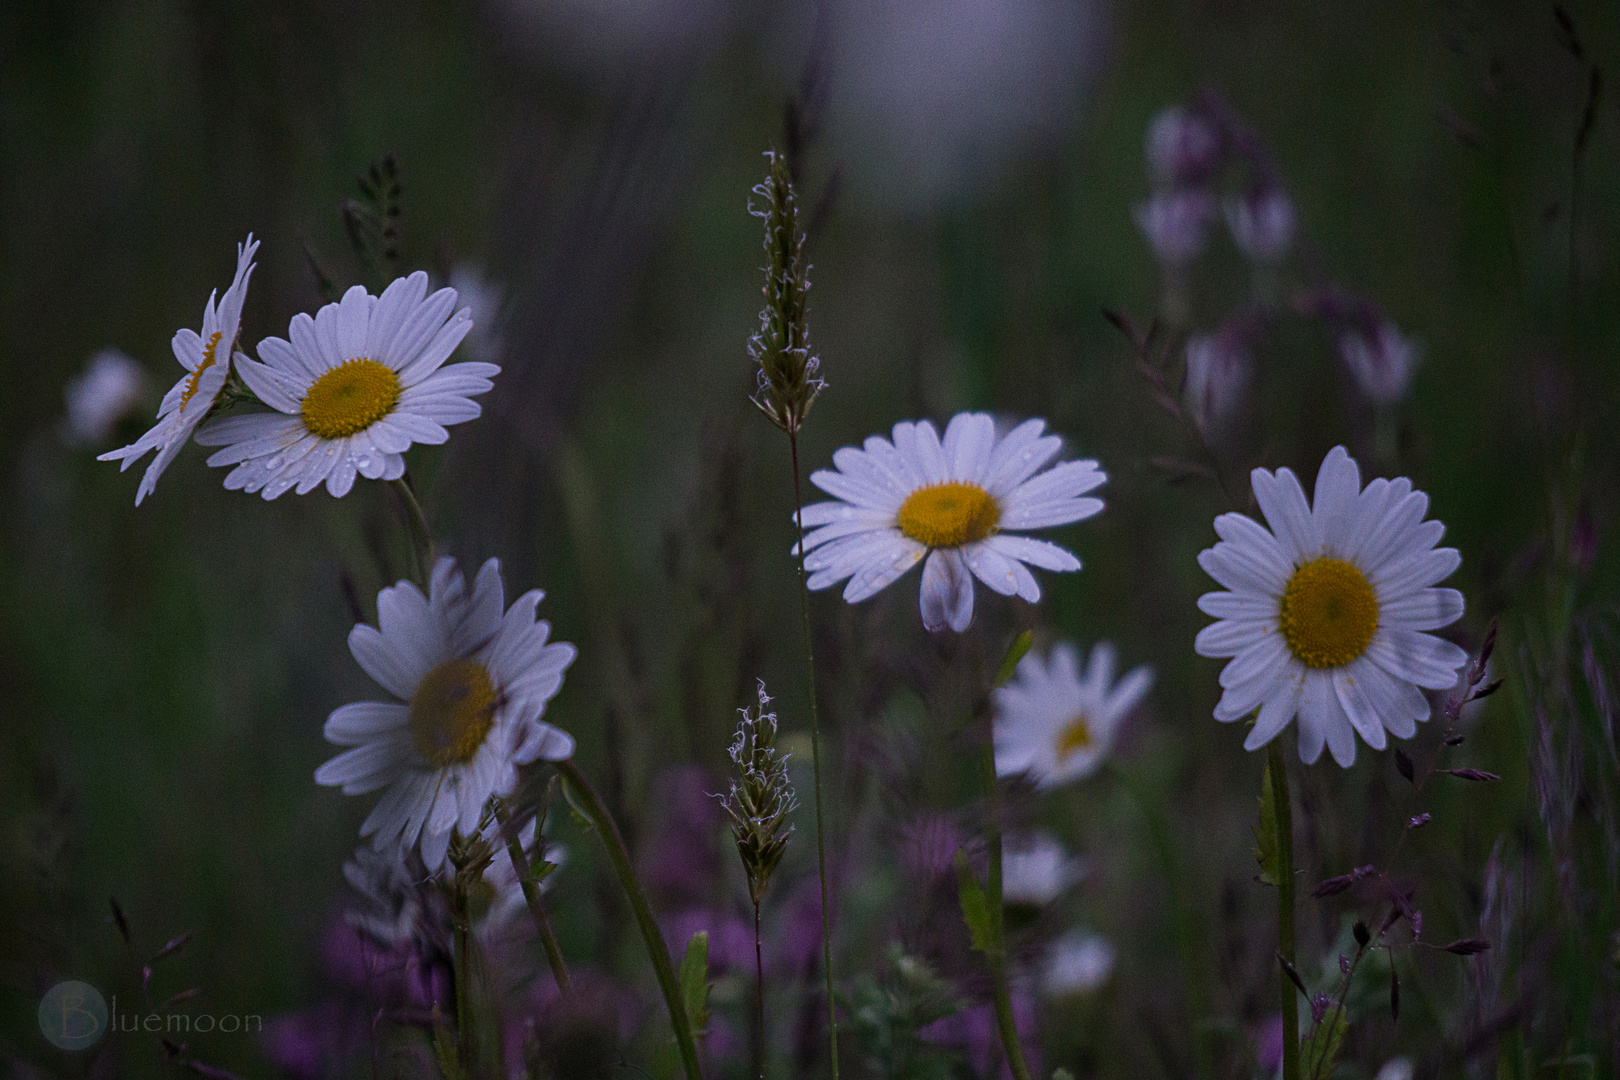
[1302,1008,1348,1080]
[679,931,711,1036]
[952,849,996,954]
[430,1016,463,1080]
[1253,754,1281,886]
[1052,1071,1077,1080]
[994,630,1034,688]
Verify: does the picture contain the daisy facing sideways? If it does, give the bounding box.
[993,641,1153,788]
[315,558,576,871]
[99,235,259,504]
[195,272,494,499]
[1195,446,1467,766]
[796,412,1106,631]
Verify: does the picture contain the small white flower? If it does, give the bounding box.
[448,264,506,367]
[343,843,427,947]
[1195,446,1468,766]
[1374,1059,1415,1080]
[993,642,1152,788]
[65,349,150,445]
[1001,831,1077,908]
[98,236,259,504]
[195,272,492,499]
[1184,329,1252,441]
[1225,187,1296,263]
[1145,105,1222,187]
[1134,188,1216,267]
[1338,321,1417,404]
[1041,930,1115,996]
[315,558,577,871]
[796,412,1105,632]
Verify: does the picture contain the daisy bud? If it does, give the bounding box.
[748,151,824,436]
[1224,185,1296,263]
[1134,188,1217,269]
[1183,325,1253,441]
[721,681,797,905]
[1337,319,1418,405]
[1145,105,1223,187]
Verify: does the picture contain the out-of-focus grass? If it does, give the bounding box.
[2,1,1618,1077]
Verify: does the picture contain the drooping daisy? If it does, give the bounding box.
[797,412,1105,632]
[194,272,492,499]
[993,641,1153,788]
[315,558,577,871]
[98,235,259,504]
[1194,446,1467,766]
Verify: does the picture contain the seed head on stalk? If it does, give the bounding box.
[748,151,824,436]
[722,681,797,905]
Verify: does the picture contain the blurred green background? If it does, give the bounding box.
[3,0,1619,1077]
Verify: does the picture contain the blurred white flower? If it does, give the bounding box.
[796,412,1105,632]
[343,843,425,948]
[1134,189,1217,268]
[448,264,506,367]
[64,349,149,446]
[993,641,1152,788]
[1194,447,1468,766]
[1145,105,1222,188]
[196,273,491,500]
[1001,831,1076,907]
[1338,320,1418,404]
[1184,328,1253,441]
[98,235,258,504]
[315,558,577,871]
[1041,929,1114,996]
[1374,1058,1414,1080]
[1225,186,1296,263]
[477,816,565,945]
[826,0,1105,209]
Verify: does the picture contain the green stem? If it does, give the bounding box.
[493,800,572,997]
[451,869,473,1069]
[389,475,435,587]
[1268,740,1300,1080]
[788,432,840,1077]
[978,736,1033,1080]
[558,760,703,1080]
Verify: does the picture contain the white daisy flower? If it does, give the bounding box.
[315,557,577,872]
[993,642,1153,788]
[97,235,259,504]
[1001,831,1078,908]
[1194,446,1468,766]
[796,412,1106,632]
[1041,929,1115,996]
[194,272,492,499]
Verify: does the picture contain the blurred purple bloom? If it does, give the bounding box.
[1255,1013,1284,1073]
[1146,105,1223,187]
[1184,325,1253,440]
[771,874,829,977]
[920,989,1042,1079]
[899,811,966,885]
[1134,189,1217,268]
[261,1009,356,1080]
[1225,186,1296,263]
[1338,320,1417,404]
[637,765,724,906]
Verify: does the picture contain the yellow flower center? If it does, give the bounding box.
[896,482,1001,548]
[301,358,400,439]
[1054,714,1093,761]
[178,331,224,413]
[1278,557,1380,669]
[408,660,498,768]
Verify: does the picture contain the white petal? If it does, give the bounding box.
[1333,667,1388,751]
[1251,464,1319,562]
[843,536,926,601]
[1312,446,1363,554]
[1243,679,1302,750]
[942,412,996,482]
[1366,630,1468,690]
[349,623,422,700]
[1196,618,1274,658]
[1378,587,1465,632]
[986,534,1081,573]
[919,548,975,632]
[963,541,1026,598]
[325,701,410,745]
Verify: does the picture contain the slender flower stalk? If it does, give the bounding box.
[557,759,703,1080]
[390,475,435,588]
[977,735,1033,1080]
[748,148,838,1074]
[492,798,572,996]
[1268,740,1300,1080]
